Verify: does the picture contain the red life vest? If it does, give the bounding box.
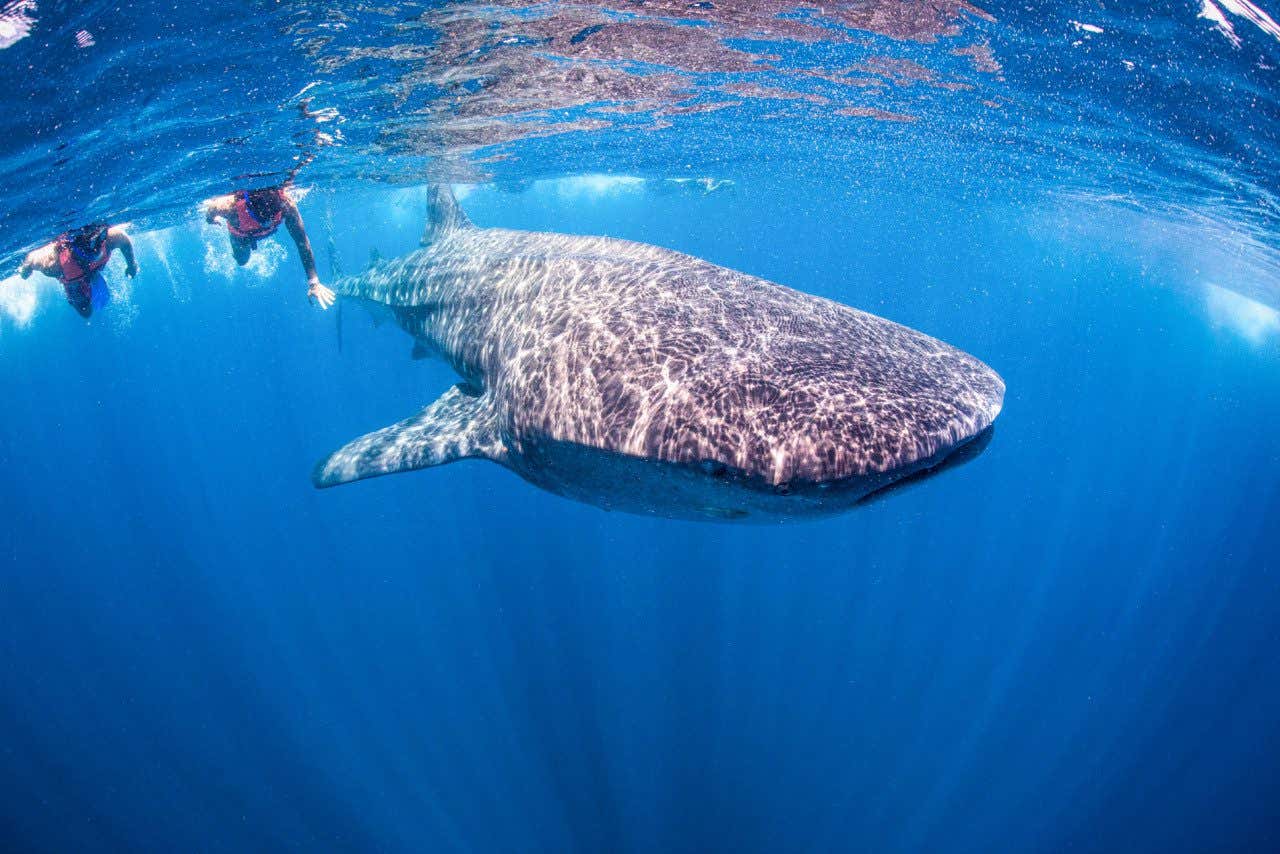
[56,229,111,284]
[227,189,284,239]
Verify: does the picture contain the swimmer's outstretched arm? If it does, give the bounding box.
[17,243,56,280]
[282,198,335,310]
[202,195,235,224]
[106,226,138,278]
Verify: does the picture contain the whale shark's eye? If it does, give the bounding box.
[773,483,792,496]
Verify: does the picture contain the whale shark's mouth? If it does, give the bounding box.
[854,425,996,507]
[685,424,997,520]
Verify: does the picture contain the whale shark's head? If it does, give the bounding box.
[704,343,1005,519]
[505,349,1004,522]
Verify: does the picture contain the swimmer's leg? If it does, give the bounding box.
[89,271,110,311]
[230,235,253,266]
[63,280,93,319]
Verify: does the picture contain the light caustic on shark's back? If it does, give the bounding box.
[314,186,1004,522]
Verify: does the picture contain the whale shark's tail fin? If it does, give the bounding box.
[421,184,473,246]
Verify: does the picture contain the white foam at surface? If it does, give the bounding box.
[201,221,287,282]
[1201,0,1280,45]
[664,177,734,194]
[1220,0,1280,41]
[0,272,45,328]
[1070,20,1105,34]
[1205,283,1280,342]
[1201,0,1243,46]
[0,1,36,50]
[536,174,646,198]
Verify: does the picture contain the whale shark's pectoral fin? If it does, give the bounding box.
[421,184,474,246]
[312,384,503,489]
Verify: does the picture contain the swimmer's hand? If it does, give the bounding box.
[308,278,335,310]
[125,261,139,278]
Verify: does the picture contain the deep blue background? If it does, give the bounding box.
[2,180,1278,852]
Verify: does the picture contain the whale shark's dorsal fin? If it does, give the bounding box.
[312,384,503,488]
[421,184,474,246]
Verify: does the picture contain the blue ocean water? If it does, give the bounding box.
[2,2,1280,852]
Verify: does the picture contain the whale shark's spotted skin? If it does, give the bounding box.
[315,187,1004,521]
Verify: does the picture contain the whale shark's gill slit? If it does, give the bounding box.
[700,506,750,520]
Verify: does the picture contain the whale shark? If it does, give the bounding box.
[313,186,1004,521]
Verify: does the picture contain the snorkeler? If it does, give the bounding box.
[202,185,336,309]
[17,224,138,319]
